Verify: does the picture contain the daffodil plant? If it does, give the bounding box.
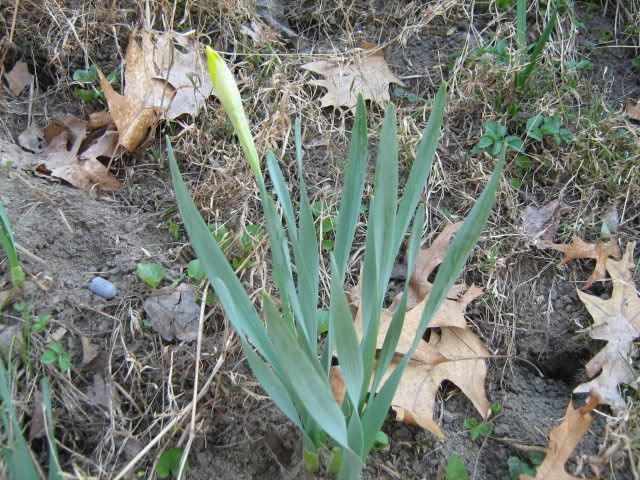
[168,49,504,479]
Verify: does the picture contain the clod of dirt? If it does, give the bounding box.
[143,283,200,342]
[303,42,404,110]
[520,200,565,245]
[626,99,640,121]
[549,236,620,289]
[87,373,113,408]
[521,396,600,480]
[573,242,639,408]
[4,61,33,96]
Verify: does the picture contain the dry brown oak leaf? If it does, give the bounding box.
[520,199,566,245]
[550,236,620,288]
[573,242,640,408]
[100,30,213,150]
[339,223,491,437]
[26,117,120,191]
[5,61,33,96]
[521,396,599,480]
[302,42,404,110]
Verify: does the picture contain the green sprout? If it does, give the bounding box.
[526,114,572,144]
[41,342,71,372]
[472,122,523,157]
[0,202,25,289]
[136,263,166,288]
[168,50,504,479]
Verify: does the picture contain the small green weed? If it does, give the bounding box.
[472,122,523,157]
[32,313,52,333]
[41,341,71,372]
[136,263,166,288]
[507,452,545,479]
[186,259,206,282]
[156,447,189,479]
[526,114,572,145]
[463,418,493,441]
[445,455,468,480]
[632,56,640,70]
[564,59,594,70]
[508,155,533,190]
[0,202,25,290]
[72,65,120,103]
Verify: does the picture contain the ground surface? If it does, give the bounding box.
[0,1,639,479]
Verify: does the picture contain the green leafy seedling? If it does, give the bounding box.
[507,453,544,480]
[632,56,640,70]
[490,402,502,415]
[41,342,71,372]
[136,263,166,288]
[187,259,206,282]
[445,455,468,480]
[72,65,120,103]
[372,431,389,451]
[472,122,523,157]
[156,447,189,479]
[526,114,572,144]
[463,418,493,441]
[240,223,266,252]
[32,313,52,333]
[0,202,25,290]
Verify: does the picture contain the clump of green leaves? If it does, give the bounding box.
[136,263,166,288]
[72,65,120,103]
[41,342,71,372]
[156,447,189,479]
[507,453,545,479]
[445,455,468,480]
[169,50,505,479]
[526,114,572,144]
[0,202,25,290]
[472,122,523,156]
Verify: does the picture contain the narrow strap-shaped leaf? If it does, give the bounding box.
[347,409,364,458]
[516,0,527,61]
[362,149,505,452]
[393,82,446,253]
[329,255,363,407]
[337,446,364,480]
[41,379,63,480]
[240,338,303,429]
[167,139,277,366]
[262,293,349,447]
[516,5,559,87]
[333,95,368,281]
[370,205,425,395]
[266,151,297,242]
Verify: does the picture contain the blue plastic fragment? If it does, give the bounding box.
[89,277,117,299]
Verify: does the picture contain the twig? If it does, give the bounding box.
[176,283,208,480]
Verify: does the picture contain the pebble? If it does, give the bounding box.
[89,276,117,299]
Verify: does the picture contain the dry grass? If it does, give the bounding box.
[1,0,639,478]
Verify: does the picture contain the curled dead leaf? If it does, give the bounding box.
[5,61,33,96]
[520,200,566,245]
[521,396,600,480]
[549,236,620,288]
[626,99,640,121]
[302,42,404,110]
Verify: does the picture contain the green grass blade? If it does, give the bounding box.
[362,149,506,453]
[262,293,348,446]
[41,379,62,480]
[346,409,364,458]
[329,256,363,407]
[394,82,446,252]
[517,5,559,87]
[516,0,527,63]
[0,364,40,480]
[333,95,368,281]
[370,205,425,395]
[240,338,303,429]
[167,139,278,366]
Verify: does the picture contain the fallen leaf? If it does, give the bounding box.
[87,373,112,408]
[143,283,200,342]
[573,242,639,407]
[302,42,404,110]
[18,123,45,152]
[29,389,46,441]
[626,99,640,121]
[549,236,620,288]
[99,70,158,151]
[342,224,490,437]
[240,20,279,46]
[520,200,566,245]
[521,396,599,480]
[81,335,99,366]
[35,117,121,191]
[5,61,33,96]
[87,111,114,131]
